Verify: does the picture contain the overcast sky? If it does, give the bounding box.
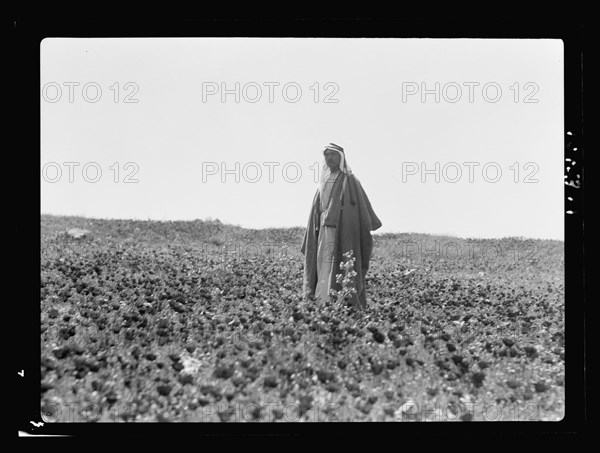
[41,38,563,239]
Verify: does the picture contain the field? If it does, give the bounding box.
[40,215,565,422]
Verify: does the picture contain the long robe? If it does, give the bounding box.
[301,173,382,309]
[314,171,341,302]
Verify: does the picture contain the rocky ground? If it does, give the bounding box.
[40,215,564,422]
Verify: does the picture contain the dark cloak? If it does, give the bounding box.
[300,173,382,309]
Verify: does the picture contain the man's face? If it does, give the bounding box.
[324,150,341,172]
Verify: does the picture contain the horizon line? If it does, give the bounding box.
[40,213,564,242]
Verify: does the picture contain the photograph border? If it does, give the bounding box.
[16,16,585,442]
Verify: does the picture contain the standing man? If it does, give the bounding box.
[301,143,382,310]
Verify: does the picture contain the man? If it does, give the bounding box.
[301,143,382,310]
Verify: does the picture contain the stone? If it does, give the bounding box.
[66,228,91,239]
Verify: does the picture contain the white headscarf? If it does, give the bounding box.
[319,143,352,203]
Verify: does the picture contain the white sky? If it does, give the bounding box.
[41,38,564,240]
